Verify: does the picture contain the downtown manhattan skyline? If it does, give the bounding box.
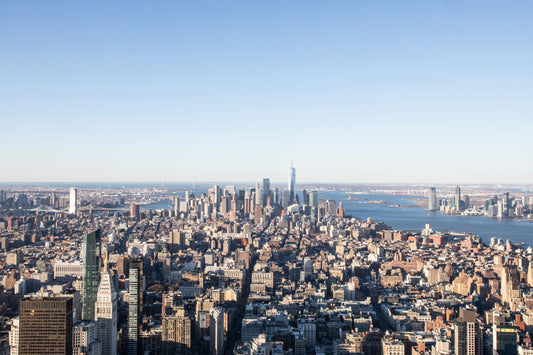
[2,1,533,184]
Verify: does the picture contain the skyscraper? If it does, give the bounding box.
[262,178,270,206]
[302,189,308,205]
[128,257,143,355]
[96,257,118,355]
[169,230,185,253]
[428,187,437,211]
[19,296,73,355]
[255,183,262,206]
[308,191,318,208]
[162,306,192,355]
[281,190,290,208]
[492,323,517,355]
[172,196,180,217]
[455,185,462,211]
[209,307,224,355]
[273,188,279,205]
[73,321,101,355]
[82,229,101,321]
[502,192,511,217]
[69,187,77,214]
[288,164,296,203]
[454,308,483,355]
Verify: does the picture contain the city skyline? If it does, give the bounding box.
[2,1,533,183]
[3,2,533,354]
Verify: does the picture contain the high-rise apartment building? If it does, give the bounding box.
[82,229,101,321]
[18,296,73,355]
[169,230,185,253]
[162,313,192,355]
[69,188,78,214]
[288,165,296,203]
[130,203,140,221]
[454,308,483,355]
[128,257,143,355]
[428,187,437,211]
[96,259,118,355]
[73,321,101,355]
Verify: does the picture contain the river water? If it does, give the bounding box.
[316,190,533,246]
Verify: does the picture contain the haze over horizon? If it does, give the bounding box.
[2,1,532,183]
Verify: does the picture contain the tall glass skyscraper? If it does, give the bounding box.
[82,229,101,321]
[455,185,462,211]
[262,178,270,206]
[288,165,296,203]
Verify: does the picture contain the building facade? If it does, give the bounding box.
[18,296,73,355]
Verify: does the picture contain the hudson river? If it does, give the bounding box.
[317,190,533,246]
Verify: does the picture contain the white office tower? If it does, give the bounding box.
[209,307,224,355]
[95,259,118,355]
[428,187,437,211]
[69,188,78,214]
[255,183,262,206]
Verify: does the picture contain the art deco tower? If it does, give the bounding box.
[96,256,118,355]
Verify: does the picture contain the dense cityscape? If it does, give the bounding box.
[3,2,533,354]
[0,167,532,355]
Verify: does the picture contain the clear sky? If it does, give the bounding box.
[2,1,532,184]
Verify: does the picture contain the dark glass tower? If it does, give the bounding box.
[82,229,101,320]
[262,178,270,206]
[128,257,143,355]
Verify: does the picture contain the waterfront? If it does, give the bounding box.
[141,189,533,246]
[321,191,533,246]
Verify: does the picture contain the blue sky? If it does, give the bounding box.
[1,1,532,183]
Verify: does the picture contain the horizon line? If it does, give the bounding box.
[0,181,531,186]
